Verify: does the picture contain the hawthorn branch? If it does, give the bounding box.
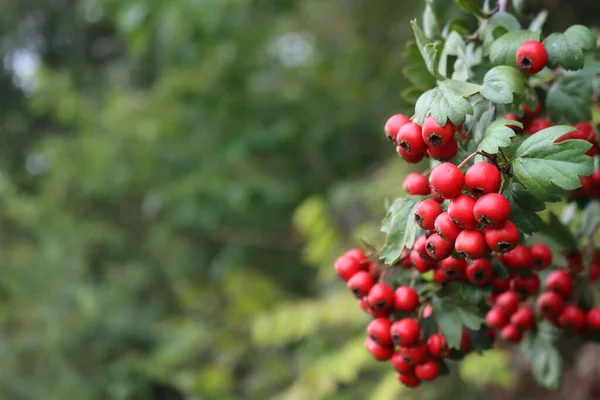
[498,0,508,12]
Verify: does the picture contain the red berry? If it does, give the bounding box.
[448,194,477,229]
[505,113,523,132]
[427,139,458,160]
[415,359,440,381]
[530,244,552,270]
[437,256,467,281]
[385,114,410,142]
[567,250,584,273]
[455,230,489,260]
[410,250,436,273]
[559,305,586,331]
[347,271,374,298]
[390,352,415,374]
[528,118,552,135]
[399,343,428,364]
[511,273,540,298]
[511,307,535,331]
[460,331,471,354]
[395,286,420,312]
[502,245,533,269]
[433,268,450,284]
[434,212,462,244]
[367,283,395,311]
[496,290,520,316]
[486,306,509,329]
[397,373,421,388]
[403,173,430,195]
[397,122,427,155]
[414,235,430,260]
[426,233,454,261]
[536,291,564,318]
[367,318,393,345]
[334,255,362,281]
[516,40,548,74]
[501,324,523,343]
[492,277,511,294]
[427,334,448,357]
[521,101,542,119]
[396,146,426,164]
[473,193,511,227]
[365,337,394,361]
[464,162,501,197]
[345,248,368,263]
[429,162,465,199]
[587,308,600,330]
[575,121,594,138]
[483,221,519,253]
[391,319,421,346]
[467,258,493,286]
[399,248,412,269]
[414,200,443,230]
[422,115,455,148]
[589,263,600,282]
[545,269,573,299]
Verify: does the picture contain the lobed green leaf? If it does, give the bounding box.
[480,66,527,104]
[380,196,426,264]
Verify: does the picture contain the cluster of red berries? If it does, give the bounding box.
[385,115,459,164]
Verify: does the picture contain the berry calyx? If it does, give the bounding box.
[516,40,548,74]
[455,230,489,260]
[473,193,511,227]
[422,115,455,148]
[414,199,443,230]
[425,233,454,261]
[403,173,430,196]
[367,318,393,345]
[385,114,410,142]
[437,256,467,281]
[395,286,420,312]
[467,258,493,286]
[483,221,519,253]
[464,162,501,197]
[391,318,421,346]
[448,194,477,229]
[415,359,440,381]
[367,283,395,311]
[536,291,564,318]
[397,122,427,155]
[429,162,465,199]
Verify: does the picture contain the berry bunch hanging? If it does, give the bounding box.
[335,0,600,391]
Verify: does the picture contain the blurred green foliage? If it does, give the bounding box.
[0,0,596,399]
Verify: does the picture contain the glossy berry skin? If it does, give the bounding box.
[516,40,548,74]
[403,173,430,195]
[391,319,421,346]
[410,250,436,273]
[414,235,430,260]
[345,248,367,263]
[429,162,465,199]
[502,245,533,269]
[473,193,511,227]
[426,233,454,261]
[334,255,362,281]
[464,162,501,197]
[434,212,462,244]
[501,324,523,343]
[347,271,374,298]
[385,114,411,142]
[365,337,394,361]
[486,306,509,329]
[427,334,448,357]
[545,269,573,299]
[530,244,552,270]
[559,305,586,332]
[437,256,467,281]
[528,118,552,135]
[536,291,564,318]
[483,221,519,253]
[511,307,536,331]
[448,194,477,229]
[496,290,520,316]
[414,199,443,230]
[367,318,393,345]
[427,139,458,160]
[521,101,542,119]
[422,115,455,148]
[455,230,489,260]
[415,359,440,381]
[390,352,415,374]
[587,308,600,330]
[367,283,395,311]
[397,122,427,155]
[467,258,493,286]
[397,373,421,388]
[396,146,426,164]
[395,286,420,312]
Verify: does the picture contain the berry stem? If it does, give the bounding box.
[410,269,417,288]
[457,151,488,169]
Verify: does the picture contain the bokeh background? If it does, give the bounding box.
[0,0,598,399]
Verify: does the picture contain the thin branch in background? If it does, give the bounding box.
[498,0,508,12]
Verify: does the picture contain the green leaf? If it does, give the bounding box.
[411,20,439,77]
[545,33,584,71]
[538,212,578,250]
[458,283,492,305]
[423,3,441,40]
[477,118,520,154]
[521,325,563,390]
[482,12,521,54]
[415,80,482,126]
[443,18,472,38]
[546,73,593,123]
[578,200,600,237]
[380,196,426,264]
[403,64,437,90]
[480,66,527,104]
[470,106,495,147]
[529,10,548,32]
[455,0,482,14]
[439,31,465,78]
[490,30,540,67]
[565,25,597,52]
[511,125,595,201]
[432,296,462,349]
[502,181,544,235]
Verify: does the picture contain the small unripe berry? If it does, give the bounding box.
[395,286,420,312]
[536,291,564,318]
[486,306,509,329]
[367,318,393,345]
[414,200,443,230]
[385,114,410,142]
[397,373,421,388]
[464,162,501,197]
[510,306,536,331]
[473,193,511,227]
[426,233,454,261]
[448,194,477,229]
[397,122,427,155]
[496,290,520,316]
[455,230,489,260]
[347,271,374,298]
[502,245,533,269]
[367,283,395,311]
[365,337,394,361]
[429,162,465,199]
[427,333,448,357]
[422,115,455,148]
[467,258,493,286]
[403,173,430,195]
[501,324,523,343]
[516,40,548,74]
[415,359,440,381]
[427,139,458,160]
[530,244,552,270]
[545,269,573,299]
[483,221,519,253]
[391,319,421,347]
[390,351,415,374]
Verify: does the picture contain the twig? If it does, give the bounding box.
[457,151,489,169]
[498,0,508,12]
